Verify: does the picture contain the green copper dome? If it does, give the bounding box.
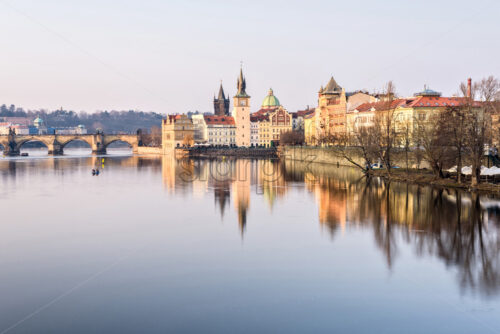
[262,88,280,108]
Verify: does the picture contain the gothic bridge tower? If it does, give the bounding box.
[214,83,230,116]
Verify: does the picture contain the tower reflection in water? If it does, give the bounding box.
[161,157,500,296]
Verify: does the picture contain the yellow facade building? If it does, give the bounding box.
[258,106,292,147]
[162,114,195,153]
[347,87,484,145]
[251,89,292,147]
[317,76,347,135]
[305,76,347,145]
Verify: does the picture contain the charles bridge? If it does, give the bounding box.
[0,131,139,156]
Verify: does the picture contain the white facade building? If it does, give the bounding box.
[191,114,208,143]
[204,115,236,146]
[250,119,259,147]
[54,125,87,135]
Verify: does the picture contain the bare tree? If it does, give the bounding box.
[415,113,450,178]
[446,106,469,183]
[398,116,413,175]
[150,125,162,147]
[465,101,490,187]
[457,78,495,186]
[334,126,377,174]
[478,76,500,145]
[280,130,305,146]
[478,76,500,103]
[372,81,398,175]
[459,80,478,100]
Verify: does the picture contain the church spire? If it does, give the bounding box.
[236,67,249,97]
[218,82,226,100]
[214,81,230,116]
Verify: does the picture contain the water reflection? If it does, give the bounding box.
[160,157,500,297]
[291,161,500,297]
[1,153,499,299]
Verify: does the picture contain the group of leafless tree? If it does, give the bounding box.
[319,77,500,187]
[280,130,305,146]
[138,125,162,147]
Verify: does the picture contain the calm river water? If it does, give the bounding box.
[0,148,499,333]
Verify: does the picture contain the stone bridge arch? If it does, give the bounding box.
[1,133,140,156]
[15,136,54,151]
[102,135,139,154]
[57,136,94,149]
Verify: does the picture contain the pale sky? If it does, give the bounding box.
[0,0,499,114]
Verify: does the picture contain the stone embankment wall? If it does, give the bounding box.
[137,146,162,155]
[281,146,430,169]
[183,147,278,158]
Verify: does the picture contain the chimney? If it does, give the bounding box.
[467,78,472,98]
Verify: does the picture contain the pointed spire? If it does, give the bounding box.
[218,82,226,100]
[235,66,249,97]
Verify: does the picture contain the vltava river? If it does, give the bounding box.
[0,150,499,333]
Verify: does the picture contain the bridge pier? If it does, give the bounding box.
[3,132,20,156]
[3,147,20,156]
[92,148,107,155]
[91,133,106,155]
[48,142,64,155]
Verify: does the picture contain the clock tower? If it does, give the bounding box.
[232,68,251,147]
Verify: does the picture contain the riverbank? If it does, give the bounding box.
[282,145,500,194]
[367,169,500,194]
[136,146,162,155]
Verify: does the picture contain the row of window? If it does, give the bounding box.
[209,138,235,143]
[208,131,236,136]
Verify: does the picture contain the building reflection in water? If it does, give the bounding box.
[4,155,495,295]
[162,157,260,236]
[160,157,500,296]
[285,160,500,297]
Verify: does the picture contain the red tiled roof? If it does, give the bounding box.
[295,108,315,117]
[255,107,278,115]
[168,114,181,121]
[250,113,269,122]
[203,115,235,125]
[354,99,409,113]
[353,96,483,113]
[163,114,184,124]
[407,96,482,108]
